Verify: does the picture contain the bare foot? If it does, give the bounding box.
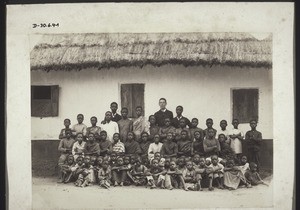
[120,182,124,187]
[209,187,214,191]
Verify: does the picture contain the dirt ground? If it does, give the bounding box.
[32,176,273,209]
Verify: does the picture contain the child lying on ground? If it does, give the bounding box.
[245,162,269,186]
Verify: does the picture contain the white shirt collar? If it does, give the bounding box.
[161,109,167,112]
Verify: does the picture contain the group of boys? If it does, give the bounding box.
[57,98,266,190]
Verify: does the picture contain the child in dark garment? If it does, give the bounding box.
[58,155,75,183]
[150,159,166,189]
[75,155,95,187]
[177,130,192,157]
[183,161,198,191]
[165,161,188,191]
[245,162,268,186]
[111,157,127,187]
[195,157,213,191]
[191,131,205,157]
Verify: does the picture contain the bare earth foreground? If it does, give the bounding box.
[32,176,273,209]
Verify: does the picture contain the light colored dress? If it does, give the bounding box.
[132,116,149,141]
[229,128,244,154]
[224,169,246,189]
[101,121,119,143]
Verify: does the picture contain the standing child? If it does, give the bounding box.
[117,107,133,142]
[59,119,72,139]
[191,131,205,157]
[203,128,221,158]
[112,133,125,155]
[160,132,178,162]
[72,133,86,161]
[223,159,251,190]
[245,162,268,186]
[100,111,119,143]
[139,132,151,167]
[159,118,176,143]
[189,118,204,142]
[216,120,230,143]
[58,129,75,167]
[148,115,160,142]
[124,132,142,156]
[101,102,122,123]
[132,106,149,141]
[72,114,87,137]
[177,130,192,157]
[175,118,191,142]
[148,134,163,161]
[171,106,191,128]
[203,118,217,138]
[245,120,262,169]
[99,131,112,157]
[229,119,244,159]
[86,116,101,141]
[208,155,224,190]
[98,160,112,189]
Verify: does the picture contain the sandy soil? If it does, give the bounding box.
[32,176,273,209]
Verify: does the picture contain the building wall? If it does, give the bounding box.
[31,65,273,139]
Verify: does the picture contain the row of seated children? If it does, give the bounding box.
[58,150,268,191]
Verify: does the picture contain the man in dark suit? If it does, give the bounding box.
[171,105,191,128]
[154,98,174,127]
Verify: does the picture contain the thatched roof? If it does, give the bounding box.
[30,33,272,71]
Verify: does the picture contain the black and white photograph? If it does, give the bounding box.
[6,3,294,210]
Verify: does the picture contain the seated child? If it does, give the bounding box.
[223,159,251,190]
[72,133,86,161]
[112,133,125,155]
[165,161,188,191]
[93,156,104,182]
[111,157,127,186]
[98,160,112,189]
[99,131,112,157]
[203,128,221,158]
[192,154,201,169]
[123,155,133,186]
[177,130,192,157]
[174,118,191,142]
[208,155,224,190]
[195,157,213,191]
[124,132,142,156]
[58,129,75,166]
[218,134,235,164]
[58,154,75,183]
[148,134,163,161]
[109,151,118,166]
[191,131,205,157]
[238,155,250,175]
[160,132,178,162]
[150,159,166,189]
[83,133,100,158]
[189,118,204,142]
[154,152,161,161]
[128,157,155,188]
[74,155,95,187]
[176,157,187,176]
[245,162,268,186]
[139,132,151,167]
[183,161,198,191]
[59,119,72,139]
[69,156,85,182]
[159,118,176,143]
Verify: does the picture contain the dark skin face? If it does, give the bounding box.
[100,132,107,141]
[241,156,247,164]
[111,154,117,161]
[206,120,213,128]
[66,131,72,139]
[194,131,201,141]
[124,157,130,165]
[141,133,148,142]
[97,158,103,165]
[177,159,185,167]
[84,157,91,164]
[90,117,97,126]
[127,132,134,142]
[110,103,118,114]
[179,119,186,128]
[76,134,83,143]
[218,135,226,143]
[232,120,239,129]
[207,129,215,139]
[105,112,112,122]
[211,156,218,165]
[135,160,141,167]
[152,160,159,168]
[88,134,95,143]
[176,106,183,117]
[67,157,74,165]
[193,155,200,163]
[117,158,124,166]
[164,118,171,127]
[191,119,198,128]
[250,164,258,172]
[165,160,170,168]
[149,116,156,125]
[227,161,234,168]
[102,161,109,170]
[154,152,161,159]
[64,120,70,128]
[170,162,176,170]
[121,109,128,119]
[220,121,227,130]
[166,133,173,142]
[77,158,83,166]
[136,107,143,117]
[250,121,257,130]
[181,131,188,140]
[186,162,193,170]
[77,115,84,124]
[154,135,160,144]
[113,133,120,143]
[199,158,206,166]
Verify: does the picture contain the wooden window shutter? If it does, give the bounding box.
[121,84,145,118]
[51,85,59,116]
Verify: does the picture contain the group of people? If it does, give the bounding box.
[57,98,267,190]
